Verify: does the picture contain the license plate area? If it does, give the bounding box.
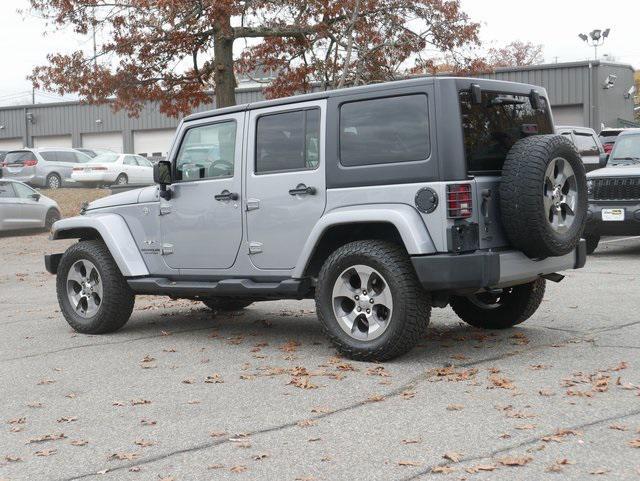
[602,208,625,221]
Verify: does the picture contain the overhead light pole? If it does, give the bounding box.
[578,28,610,60]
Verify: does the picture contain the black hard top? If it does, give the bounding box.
[184,76,548,122]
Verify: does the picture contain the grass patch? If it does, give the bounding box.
[40,188,111,218]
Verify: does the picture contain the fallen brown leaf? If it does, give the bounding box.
[446,404,464,411]
[229,465,247,473]
[443,451,463,463]
[108,452,140,461]
[398,460,422,467]
[498,455,533,466]
[35,449,57,457]
[431,466,455,474]
[70,439,89,446]
[26,433,66,444]
[134,439,155,447]
[465,464,497,473]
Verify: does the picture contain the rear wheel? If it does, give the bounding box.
[584,234,600,255]
[46,173,61,189]
[450,279,546,330]
[115,174,128,185]
[57,240,135,334]
[44,208,61,229]
[315,240,431,361]
[201,297,253,311]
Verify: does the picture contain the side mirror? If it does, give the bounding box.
[30,193,41,201]
[599,152,608,168]
[153,160,172,200]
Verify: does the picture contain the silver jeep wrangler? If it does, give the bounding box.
[45,77,588,361]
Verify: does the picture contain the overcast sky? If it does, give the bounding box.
[0,0,638,105]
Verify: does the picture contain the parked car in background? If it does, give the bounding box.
[75,148,116,158]
[1,148,92,189]
[599,128,629,156]
[584,129,640,254]
[0,151,7,178]
[557,126,607,172]
[0,179,61,231]
[70,153,154,186]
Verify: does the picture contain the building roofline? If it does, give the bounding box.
[494,59,635,73]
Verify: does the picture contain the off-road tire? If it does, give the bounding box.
[450,278,546,330]
[45,208,61,229]
[584,234,600,255]
[46,173,62,189]
[115,174,128,185]
[500,135,587,258]
[202,297,253,311]
[57,240,135,334]
[315,240,431,362]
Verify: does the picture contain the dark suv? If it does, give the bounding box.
[45,77,588,361]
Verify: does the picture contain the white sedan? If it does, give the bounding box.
[71,153,154,186]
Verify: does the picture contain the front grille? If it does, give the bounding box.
[592,177,640,201]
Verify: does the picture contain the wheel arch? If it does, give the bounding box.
[294,204,436,278]
[51,214,149,277]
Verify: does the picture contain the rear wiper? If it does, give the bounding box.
[489,97,526,106]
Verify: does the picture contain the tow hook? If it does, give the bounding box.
[542,273,565,283]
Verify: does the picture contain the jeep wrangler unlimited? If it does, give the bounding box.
[45,77,588,361]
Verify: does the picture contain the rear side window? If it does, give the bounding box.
[57,151,78,163]
[339,94,430,167]
[0,182,16,198]
[40,151,58,162]
[255,109,320,174]
[459,91,553,172]
[573,133,599,156]
[4,151,37,165]
[123,156,138,166]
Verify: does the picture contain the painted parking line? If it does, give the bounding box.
[601,236,640,244]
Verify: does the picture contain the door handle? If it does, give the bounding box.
[214,190,239,201]
[288,184,316,196]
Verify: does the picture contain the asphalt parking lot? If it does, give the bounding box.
[1,233,639,481]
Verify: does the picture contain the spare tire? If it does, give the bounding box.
[499,135,587,258]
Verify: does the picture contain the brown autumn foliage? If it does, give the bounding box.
[28,0,481,114]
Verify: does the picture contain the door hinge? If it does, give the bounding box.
[246,198,260,211]
[248,242,263,254]
[160,204,172,215]
[161,243,174,255]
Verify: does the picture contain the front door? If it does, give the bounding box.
[160,113,244,270]
[12,182,46,227]
[246,101,326,270]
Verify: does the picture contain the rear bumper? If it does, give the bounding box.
[584,202,640,236]
[411,240,586,292]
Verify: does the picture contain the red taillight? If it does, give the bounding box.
[447,184,472,219]
[603,143,613,154]
[23,159,38,167]
[92,167,108,171]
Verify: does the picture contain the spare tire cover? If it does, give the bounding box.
[499,134,587,258]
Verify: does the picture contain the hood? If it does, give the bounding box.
[588,163,640,179]
[87,186,158,211]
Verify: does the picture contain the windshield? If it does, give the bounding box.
[89,153,119,164]
[609,135,640,165]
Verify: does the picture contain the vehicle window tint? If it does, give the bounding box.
[74,152,90,163]
[459,90,553,172]
[57,151,78,163]
[339,95,429,167]
[12,182,35,199]
[4,151,37,165]
[610,135,640,162]
[256,109,320,174]
[175,121,236,181]
[0,182,16,198]
[40,151,58,162]
[123,156,138,166]
[573,134,599,156]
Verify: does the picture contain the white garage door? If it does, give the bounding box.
[33,135,72,149]
[82,132,123,153]
[552,105,585,127]
[0,138,23,150]
[133,129,176,159]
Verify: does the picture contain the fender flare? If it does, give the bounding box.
[292,204,436,278]
[51,214,149,277]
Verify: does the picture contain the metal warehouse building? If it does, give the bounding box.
[0,60,637,156]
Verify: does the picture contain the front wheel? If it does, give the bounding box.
[315,240,431,361]
[56,240,135,334]
[450,278,546,330]
[46,173,62,189]
[115,174,128,185]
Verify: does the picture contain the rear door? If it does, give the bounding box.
[245,101,325,270]
[122,155,142,182]
[12,182,45,227]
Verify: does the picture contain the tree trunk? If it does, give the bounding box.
[213,21,236,108]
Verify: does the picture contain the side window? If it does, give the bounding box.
[40,151,58,162]
[574,134,600,156]
[255,109,320,174]
[340,94,430,167]
[175,121,237,181]
[123,155,138,166]
[0,182,16,198]
[57,151,78,163]
[12,182,36,199]
[136,156,152,167]
[74,152,90,163]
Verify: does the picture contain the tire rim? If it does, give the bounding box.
[66,259,103,318]
[467,289,512,310]
[49,176,60,189]
[543,157,578,233]
[331,265,393,341]
[117,176,127,185]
